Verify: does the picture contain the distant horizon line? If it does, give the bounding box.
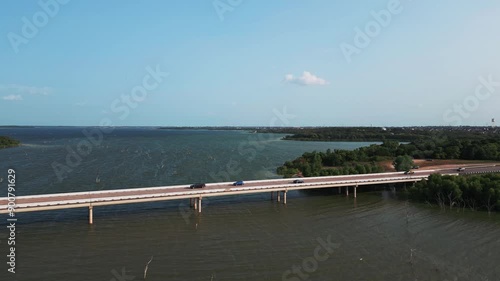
[0,125,497,129]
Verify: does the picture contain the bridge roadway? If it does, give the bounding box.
[1,165,499,223]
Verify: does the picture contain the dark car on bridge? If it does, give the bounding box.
[404,170,415,175]
[293,179,304,184]
[233,181,244,186]
[190,183,206,189]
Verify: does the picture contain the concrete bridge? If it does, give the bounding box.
[1,165,499,224]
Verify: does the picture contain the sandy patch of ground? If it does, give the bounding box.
[380,159,500,172]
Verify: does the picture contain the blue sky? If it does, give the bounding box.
[1,0,500,126]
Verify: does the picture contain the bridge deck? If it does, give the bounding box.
[1,165,499,215]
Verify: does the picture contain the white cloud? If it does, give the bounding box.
[0,84,53,95]
[284,71,329,86]
[2,95,23,101]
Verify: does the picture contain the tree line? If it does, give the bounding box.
[408,174,500,213]
[259,126,500,142]
[276,137,500,178]
[277,141,395,178]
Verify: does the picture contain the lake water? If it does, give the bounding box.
[0,127,499,281]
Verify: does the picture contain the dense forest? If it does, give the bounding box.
[408,174,500,213]
[277,145,388,178]
[277,137,500,177]
[0,136,20,149]
[259,126,500,142]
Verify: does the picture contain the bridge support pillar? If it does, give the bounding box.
[346,186,349,197]
[194,198,198,210]
[277,191,281,202]
[89,205,93,225]
[198,197,202,213]
[354,186,357,198]
[338,187,341,194]
[283,191,287,204]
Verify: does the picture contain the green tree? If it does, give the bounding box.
[312,153,323,172]
[393,155,414,172]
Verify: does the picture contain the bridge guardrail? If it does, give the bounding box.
[2,169,497,211]
[0,175,430,210]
